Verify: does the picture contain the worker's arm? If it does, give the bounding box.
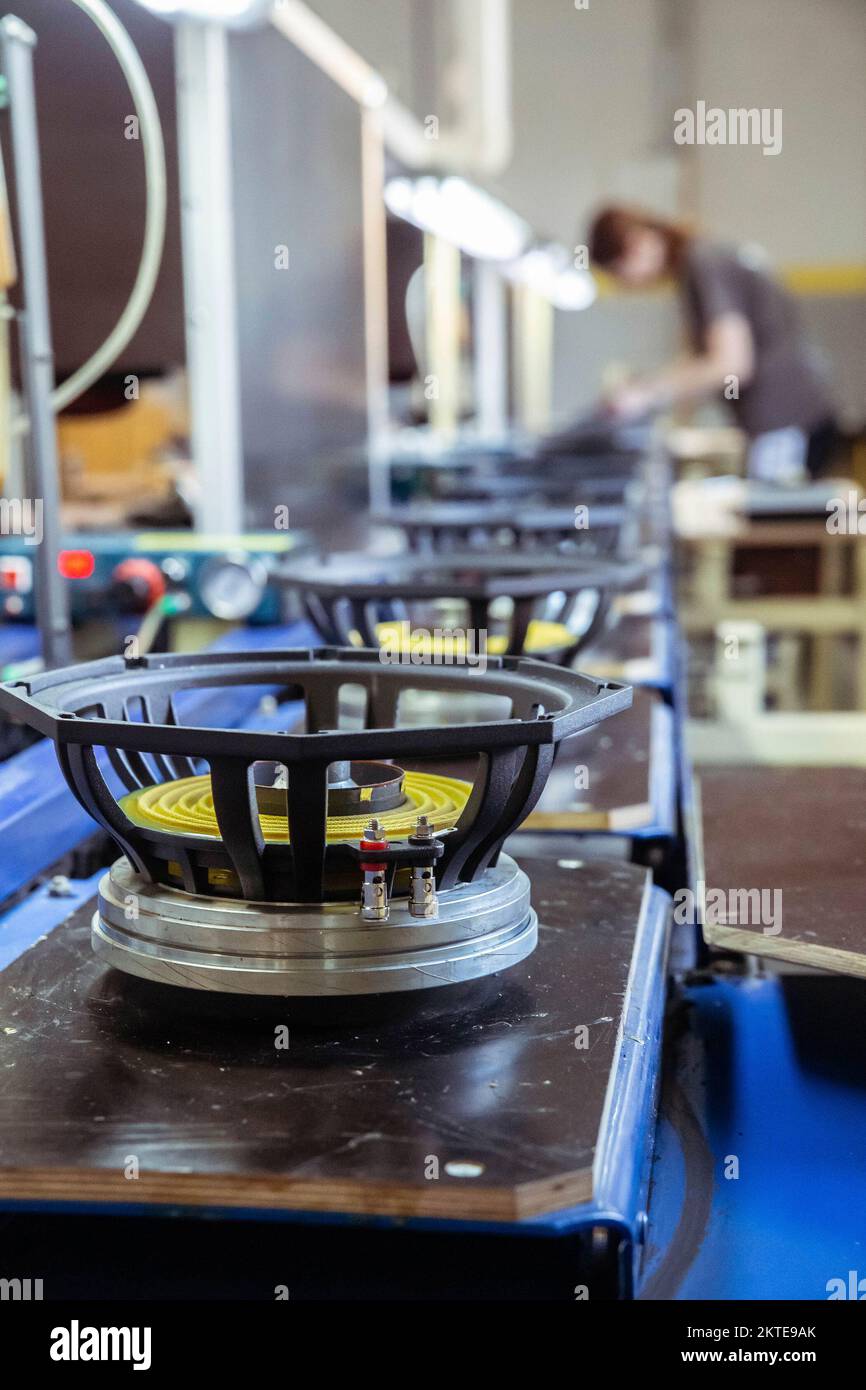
[607,312,755,418]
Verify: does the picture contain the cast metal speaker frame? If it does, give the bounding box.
[433,469,637,505]
[393,437,647,506]
[274,550,645,664]
[0,648,631,908]
[372,501,635,557]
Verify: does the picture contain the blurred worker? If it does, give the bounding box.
[587,205,840,481]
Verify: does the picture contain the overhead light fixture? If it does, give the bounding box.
[384,175,531,263]
[504,242,597,311]
[131,0,270,23]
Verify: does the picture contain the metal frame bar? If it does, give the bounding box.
[174,19,244,534]
[0,16,71,666]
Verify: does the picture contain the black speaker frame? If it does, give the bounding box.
[372,501,630,556]
[0,648,631,904]
[274,549,645,664]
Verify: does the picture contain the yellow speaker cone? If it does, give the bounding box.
[375,618,573,657]
[120,769,472,844]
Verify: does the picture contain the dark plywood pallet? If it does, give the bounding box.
[0,858,653,1222]
[523,686,671,832]
[396,690,671,834]
[580,612,671,688]
[700,766,866,975]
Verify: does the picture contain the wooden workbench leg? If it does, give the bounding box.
[809,539,845,709]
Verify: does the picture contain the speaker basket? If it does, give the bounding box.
[0,648,631,906]
[274,550,645,663]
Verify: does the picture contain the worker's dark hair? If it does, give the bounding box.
[587,205,692,273]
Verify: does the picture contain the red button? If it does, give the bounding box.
[58,549,96,580]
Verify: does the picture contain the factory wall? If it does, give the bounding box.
[686,0,866,430]
[688,0,866,263]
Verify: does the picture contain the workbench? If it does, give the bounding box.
[0,861,670,1300]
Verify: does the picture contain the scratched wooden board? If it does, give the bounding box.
[523,687,671,832]
[700,767,866,975]
[0,859,650,1221]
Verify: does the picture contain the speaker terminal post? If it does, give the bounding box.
[358,815,441,923]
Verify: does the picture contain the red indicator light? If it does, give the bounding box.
[58,549,96,580]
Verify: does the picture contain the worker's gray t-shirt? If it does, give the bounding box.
[681,241,833,437]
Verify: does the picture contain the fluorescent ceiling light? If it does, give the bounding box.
[384,175,531,263]
[504,243,597,311]
[131,0,267,21]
